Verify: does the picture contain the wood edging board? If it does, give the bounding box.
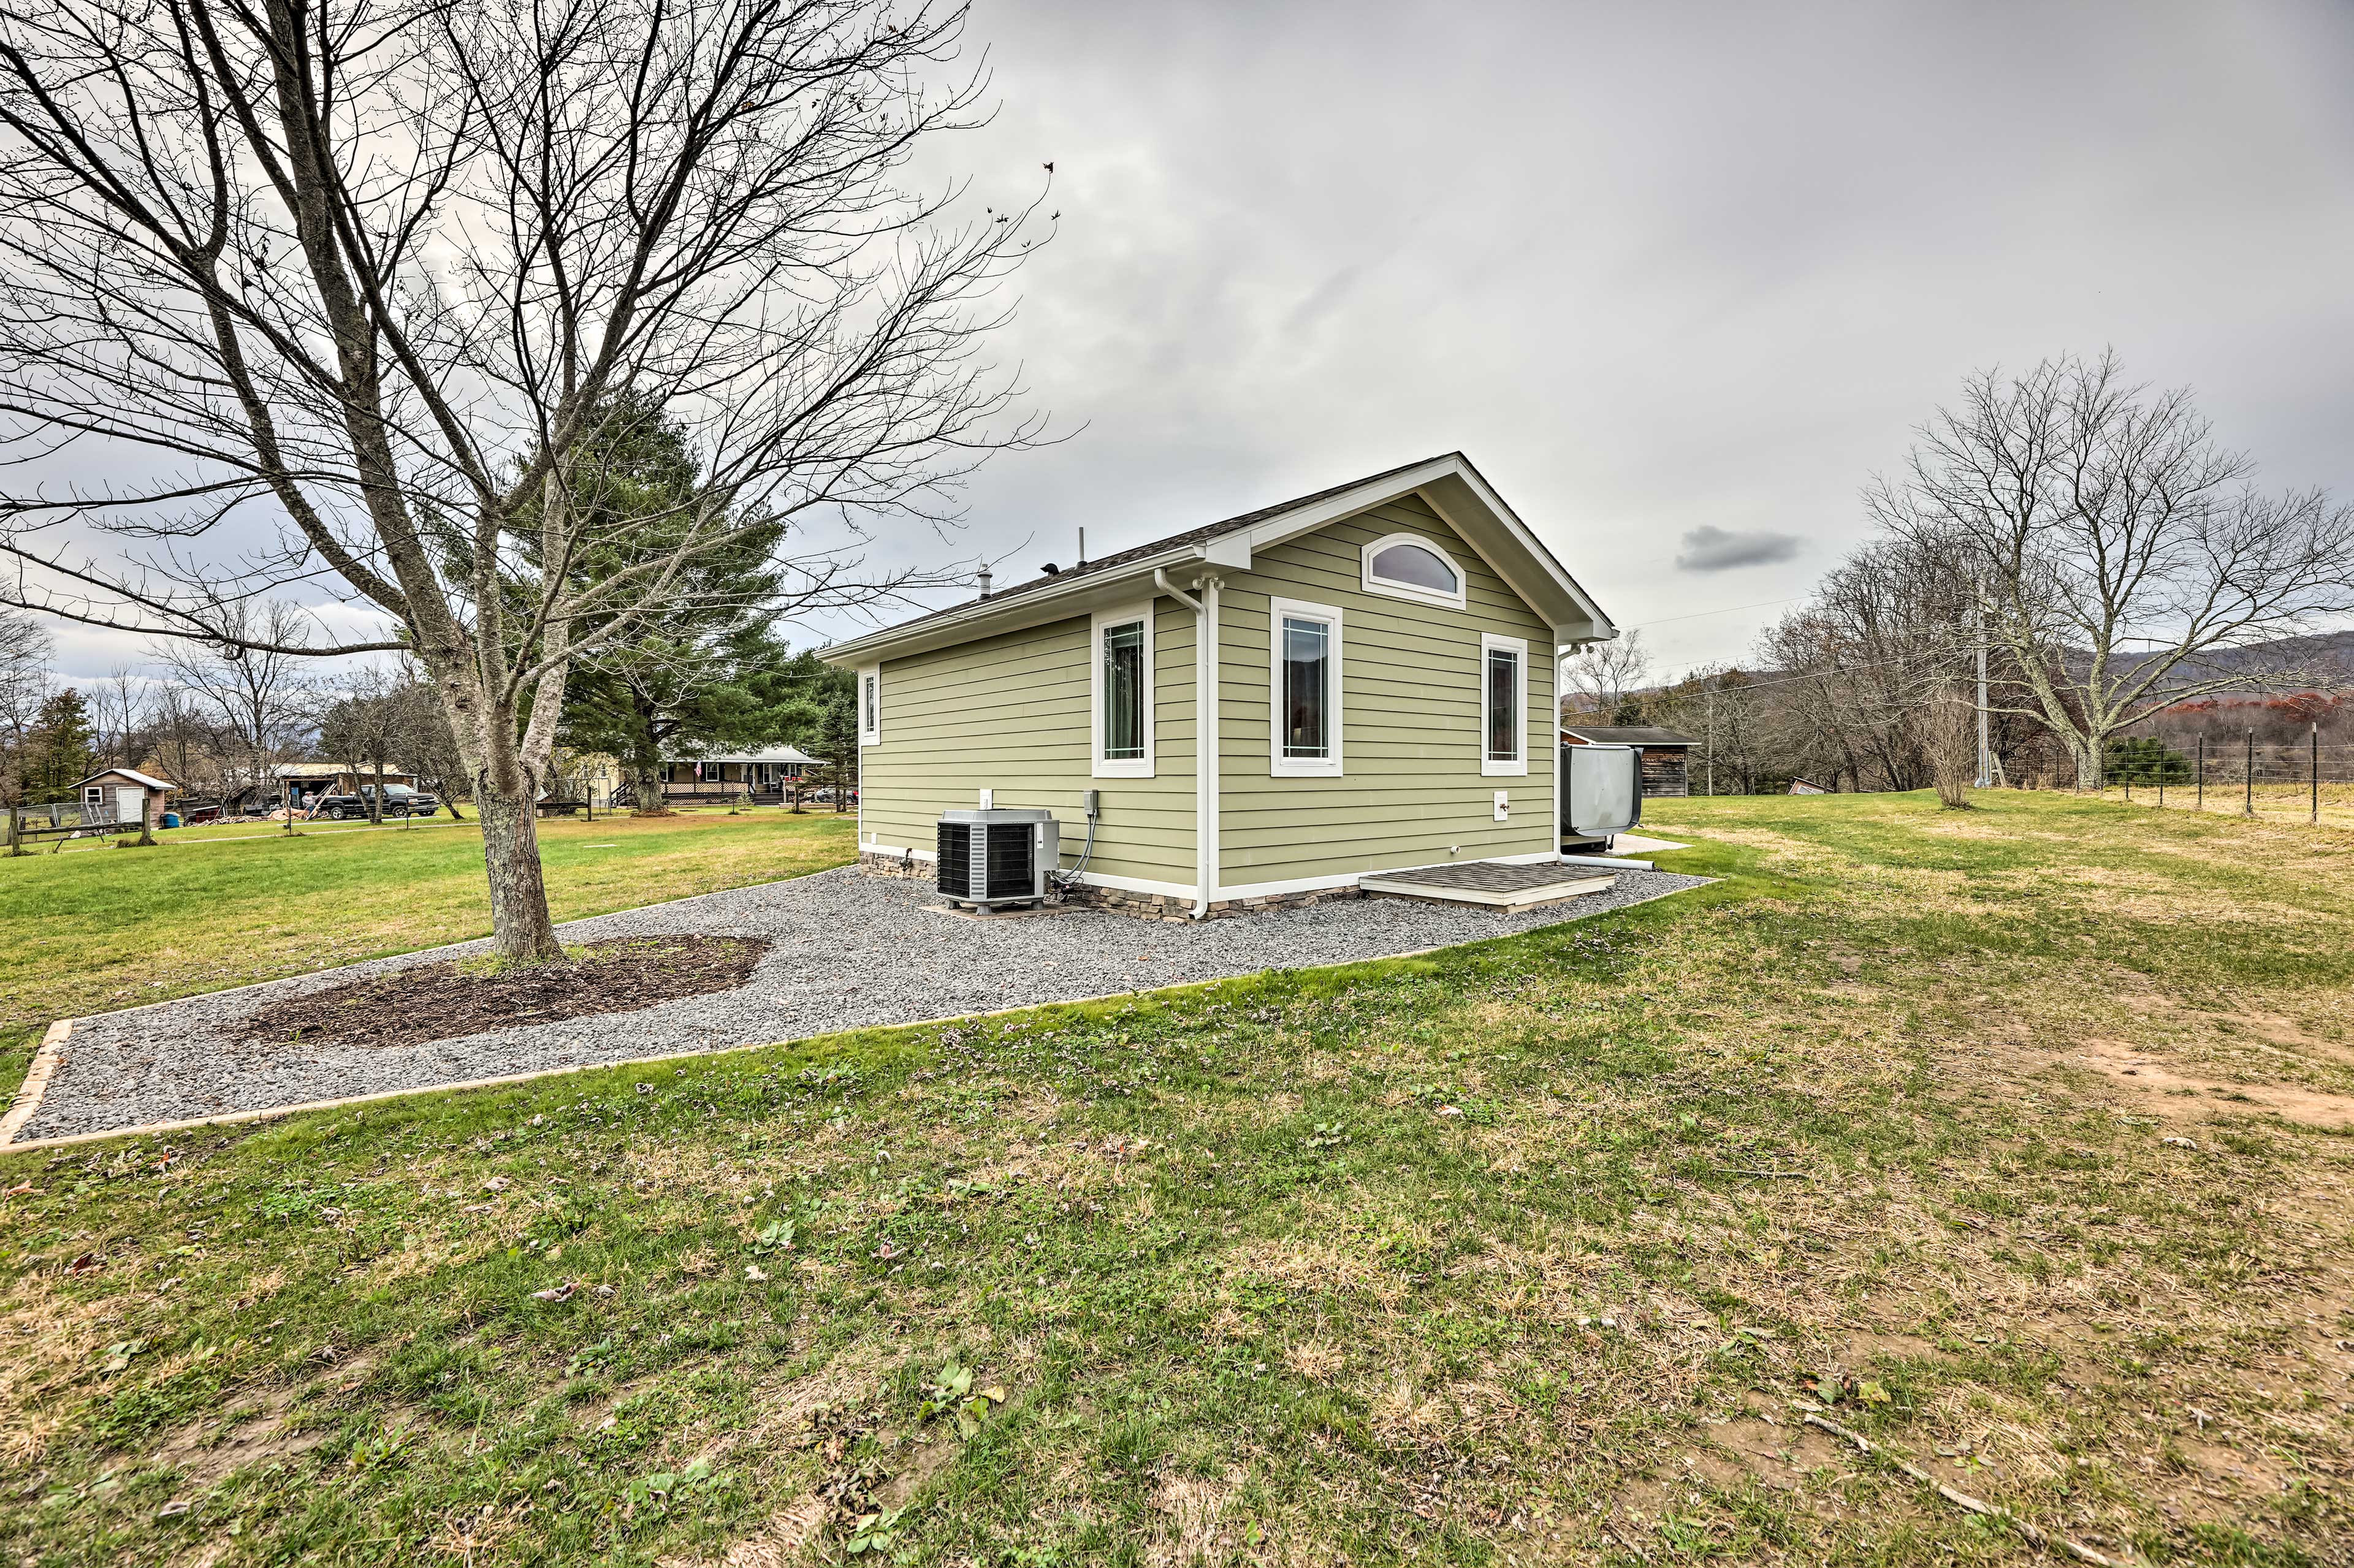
[2,877,1712,1155]
[0,1020,71,1146]
[0,962,1444,1155]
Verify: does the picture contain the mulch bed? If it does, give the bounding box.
[235,936,770,1052]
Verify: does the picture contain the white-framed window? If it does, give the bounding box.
[858,666,881,746]
[1268,595,1343,777]
[1480,632,1528,777]
[1361,531,1467,609]
[1091,602,1154,778]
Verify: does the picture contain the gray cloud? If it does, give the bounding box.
[20,0,2354,687]
[1674,526,1807,574]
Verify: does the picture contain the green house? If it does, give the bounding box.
[821,453,1618,917]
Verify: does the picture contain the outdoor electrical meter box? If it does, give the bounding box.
[1561,743,1643,847]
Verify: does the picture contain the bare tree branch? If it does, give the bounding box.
[0,0,1049,961]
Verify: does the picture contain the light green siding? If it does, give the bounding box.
[861,601,1197,890]
[856,490,1563,900]
[1216,495,1556,889]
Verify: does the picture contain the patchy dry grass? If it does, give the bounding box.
[0,806,857,1103]
[4,790,2352,1565]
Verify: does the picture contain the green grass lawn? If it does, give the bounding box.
[4,791,2352,1566]
[0,807,861,1102]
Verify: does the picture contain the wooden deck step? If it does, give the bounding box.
[1357,860,1619,914]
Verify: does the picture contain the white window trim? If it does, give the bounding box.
[858,666,881,747]
[1090,601,1155,779]
[1480,632,1529,777]
[1360,531,1468,610]
[1268,595,1344,777]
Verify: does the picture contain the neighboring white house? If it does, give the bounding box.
[658,746,821,798]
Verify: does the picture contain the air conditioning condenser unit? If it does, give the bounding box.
[935,807,1060,910]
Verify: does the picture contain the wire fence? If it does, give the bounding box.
[2022,729,2353,828]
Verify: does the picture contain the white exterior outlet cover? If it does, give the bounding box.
[1494,790,1509,822]
[978,788,995,809]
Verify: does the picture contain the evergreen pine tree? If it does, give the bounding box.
[547,394,845,812]
[23,688,96,804]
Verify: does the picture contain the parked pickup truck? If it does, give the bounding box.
[315,783,441,820]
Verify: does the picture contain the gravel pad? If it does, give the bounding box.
[20,866,1711,1141]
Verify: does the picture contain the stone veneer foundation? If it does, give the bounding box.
[856,849,1364,922]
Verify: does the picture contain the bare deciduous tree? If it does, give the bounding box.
[318,663,408,823]
[1870,352,2354,788]
[1923,680,1977,809]
[0,606,50,802]
[0,0,1045,961]
[153,602,314,808]
[1756,535,1975,794]
[145,679,224,800]
[1560,631,1655,723]
[88,667,148,769]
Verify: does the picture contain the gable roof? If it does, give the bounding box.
[821,452,1615,666]
[79,767,175,791]
[673,745,819,766]
[1561,726,1696,748]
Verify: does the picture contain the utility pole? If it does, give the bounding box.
[2244,729,2254,818]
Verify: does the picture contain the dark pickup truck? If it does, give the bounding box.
[315,783,441,820]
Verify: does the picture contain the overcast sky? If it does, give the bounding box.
[38,0,2354,684]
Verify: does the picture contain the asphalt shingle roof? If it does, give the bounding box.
[1560,726,1697,747]
[854,452,1460,644]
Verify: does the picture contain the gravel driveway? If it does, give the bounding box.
[17,866,1710,1143]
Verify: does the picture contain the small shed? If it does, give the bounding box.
[1560,726,1696,797]
[78,767,176,826]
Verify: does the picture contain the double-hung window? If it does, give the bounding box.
[1268,597,1343,776]
[1091,604,1154,777]
[1480,633,1528,777]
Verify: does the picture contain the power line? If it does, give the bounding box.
[1617,594,1807,631]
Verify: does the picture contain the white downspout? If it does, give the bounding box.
[1552,639,1567,862]
[1156,567,1219,918]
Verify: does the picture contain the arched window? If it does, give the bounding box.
[1360,533,1466,608]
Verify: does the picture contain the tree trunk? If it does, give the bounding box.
[476,782,564,963]
[370,758,384,824]
[630,758,672,815]
[442,670,565,965]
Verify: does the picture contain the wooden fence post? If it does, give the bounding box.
[2244,729,2255,818]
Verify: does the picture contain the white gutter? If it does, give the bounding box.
[1156,566,1219,918]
